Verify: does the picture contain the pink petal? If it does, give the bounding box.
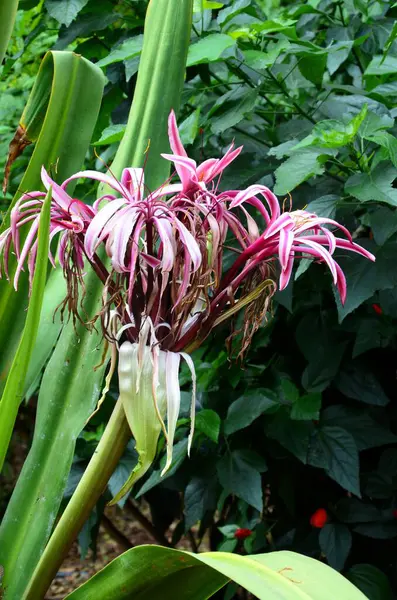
[84,198,126,257]
[279,253,295,290]
[62,170,128,198]
[168,110,187,157]
[279,228,295,270]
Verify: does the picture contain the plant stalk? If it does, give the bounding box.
[22,397,131,600]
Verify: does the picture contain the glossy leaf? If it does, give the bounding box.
[0,186,51,472]
[0,272,108,600]
[64,545,368,600]
[0,0,19,64]
[0,50,105,395]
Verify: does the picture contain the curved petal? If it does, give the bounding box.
[168,110,187,157]
[62,170,128,198]
[84,198,126,257]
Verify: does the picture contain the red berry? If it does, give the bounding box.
[310,508,328,528]
[372,303,383,315]
[234,528,252,540]
[392,509,397,519]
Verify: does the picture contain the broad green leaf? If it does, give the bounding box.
[187,33,236,66]
[291,393,321,421]
[243,41,290,69]
[179,108,201,146]
[292,107,367,150]
[298,52,327,86]
[0,51,105,394]
[184,471,218,530]
[64,545,368,600]
[273,149,332,195]
[322,405,397,452]
[195,409,221,443]
[327,41,353,75]
[0,187,51,472]
[96,35,144,68]
[334,365,389,406]
[365,55,397,76]
[251,18,297,36]
[266,411,314,463]
[368,206,397,246]
[0,0,19,64]
[210,88,258,133]
[224,389,278,435]
[218,0,251,26]
[347,564,393,600]
[0,272,108,600]
[217,449,267,511]
[334,241,397,322]
[94,124,126,146]
[319,524,352,571]
[193,0,224,11]
[358,112,394,138]
[308,426,360,496]
[45,0,89,26]
[306,195,339,218]
[365,132,397,168]
[135,439,189,498]
[346,165,397,206]
[352,318,393,357]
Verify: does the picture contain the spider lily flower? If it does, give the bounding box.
[0,167,94,291]
[161,110,243,195]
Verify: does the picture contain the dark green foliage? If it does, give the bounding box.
[3,0,397,597]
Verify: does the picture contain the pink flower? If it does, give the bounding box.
[161,110,243,195]
[0,167,94,291]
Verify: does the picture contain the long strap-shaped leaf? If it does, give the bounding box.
[0,270,108,600]
[0,0,19,65]
[22,3,193,599]
[63,545,369,600]
[102,0,193,193]
[0,186,52,471]
[0,50,105,395]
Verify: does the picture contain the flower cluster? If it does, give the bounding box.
[0,111,375,495]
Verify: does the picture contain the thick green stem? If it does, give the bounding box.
[22,398,130,600]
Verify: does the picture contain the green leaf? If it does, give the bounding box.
[322,405,397,452]
[346,564,393,600]
[319,523,352,571]
[307,194,339,219]
[108,443,138,508]
[217,449,266,511]
[94,124,126,146]
[184,471,218,530]
[243,40,290,69]
[0,272,108,600]
[298,52,327,86]
[64,545,368,600]
[319,524,352,572]
[105,0,192,194]
[291,393,321,421]
[292,107,367,150]
[179,108,201,145]
[308,426,360,496]
[327,41,353,75]
[365,132,397,168]
[0,187,51,472]
[187,33,235,66]
[334,365,389,406]
[0,0,19,64]
[353,318,392,357]
[96,35,144,68]
[210,88,258,134]
[224,389,278,435]
[0,51,105,395]
[273,149,332,195]
[334,241,397,321]
[45,0,89,26]
[218,0,250,26]
[368,206,397,246]
[195,409,221,443]
[365,55,397,75]
[136,439,188,498]
[266,412,314,463]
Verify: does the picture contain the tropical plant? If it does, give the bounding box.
[1,0,397,599]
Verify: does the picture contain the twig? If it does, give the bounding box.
[101,514,133,552]
[126,499,172,547]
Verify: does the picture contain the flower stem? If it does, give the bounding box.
[22,397,131,600]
